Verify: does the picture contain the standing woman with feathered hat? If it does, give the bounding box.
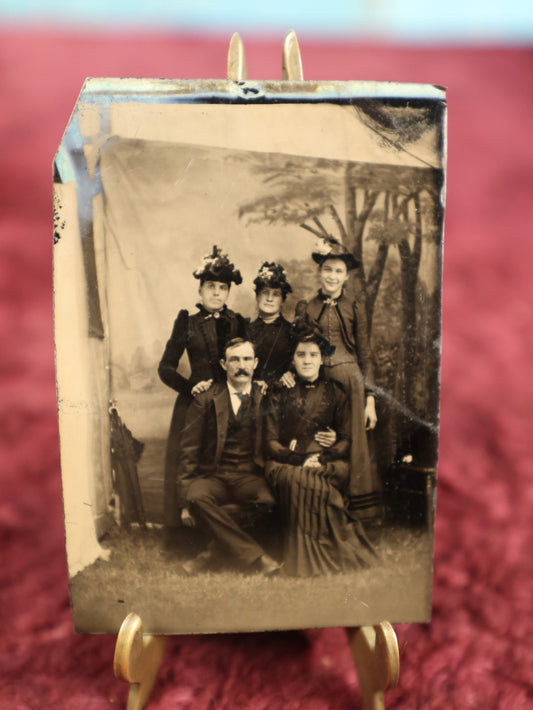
[246,262,296,384]
[158,246,245,538]
[288,236,381,523]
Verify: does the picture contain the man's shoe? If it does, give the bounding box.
[182,549,213,575]
[258,554,283,576]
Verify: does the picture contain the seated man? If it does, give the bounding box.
[179,338,279,575]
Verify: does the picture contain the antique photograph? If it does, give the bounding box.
[53,80,446,633]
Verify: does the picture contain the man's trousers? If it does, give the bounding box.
[186,468,275,567]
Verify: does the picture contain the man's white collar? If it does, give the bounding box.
[227,381,252,396]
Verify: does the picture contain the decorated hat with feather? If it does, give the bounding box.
[193,245,243,285]
[311,233,359,271]
[301,214,360,271]
[253,262,292,299]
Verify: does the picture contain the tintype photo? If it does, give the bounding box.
[54,79,446,633]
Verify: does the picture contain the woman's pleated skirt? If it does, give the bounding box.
[266,460,374,577]
[324,361,382,520]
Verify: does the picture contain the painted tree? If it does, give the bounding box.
[346,166,442,418]
[237,101,444,430]
[239,155,439,330]
[237,155,389,323]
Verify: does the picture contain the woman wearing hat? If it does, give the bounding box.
[158,245,245,534]
[246,262,296,384]
[287,236,380,523]
[265,321,375,576]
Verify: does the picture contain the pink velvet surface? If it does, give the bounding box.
[1,32,532,708]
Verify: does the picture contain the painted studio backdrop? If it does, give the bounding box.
[54,83,445,632]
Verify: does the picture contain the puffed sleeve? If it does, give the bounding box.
[157,310,193,395]
[352,299,375,394]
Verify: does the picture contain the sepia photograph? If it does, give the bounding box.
[53,80,446,633]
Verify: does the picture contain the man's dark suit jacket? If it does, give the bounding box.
[179,381,265,505]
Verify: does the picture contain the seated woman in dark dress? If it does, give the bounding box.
[158,245,245,534]
[246,262,295,384]
[264,321,375,577]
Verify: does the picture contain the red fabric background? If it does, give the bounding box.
[1,32,532,708]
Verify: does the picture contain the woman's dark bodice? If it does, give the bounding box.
[265,377,350,465]
[301,292,375,392]
[318,304,358,367]
[158,306,245,395]
[246,314,296,383]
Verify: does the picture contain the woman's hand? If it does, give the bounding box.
[364,395,377,430]
[314,427,336,448]
[191,379,213,396]
[255,380,268,395]
[280,371,296,388]
[303,453,321,468]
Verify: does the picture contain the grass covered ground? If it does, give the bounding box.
[74,421,433,634]
[69,524,432,634]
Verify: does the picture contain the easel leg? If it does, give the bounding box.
[114,613,167,710]
[346,622,399,710]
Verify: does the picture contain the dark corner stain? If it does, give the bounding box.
[53,162,63,184]
[232,81,261,96]
[240,86,261,96]
[53,198,65,244]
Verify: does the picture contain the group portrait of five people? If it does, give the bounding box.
[158,239,381,577]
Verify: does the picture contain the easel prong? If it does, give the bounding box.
[282,30,304,80]
[227,32,247,80]
[114,613,167,710]
[346,622,399,710]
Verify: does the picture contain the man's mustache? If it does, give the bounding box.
[234,369,250,377]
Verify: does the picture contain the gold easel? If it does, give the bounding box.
[113,31,400,709]
[114,613,399,710]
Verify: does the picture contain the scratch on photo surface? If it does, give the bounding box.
[377,385,438,434]
[173,159,195,188]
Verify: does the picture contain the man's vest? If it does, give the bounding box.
[219,395,255,470]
